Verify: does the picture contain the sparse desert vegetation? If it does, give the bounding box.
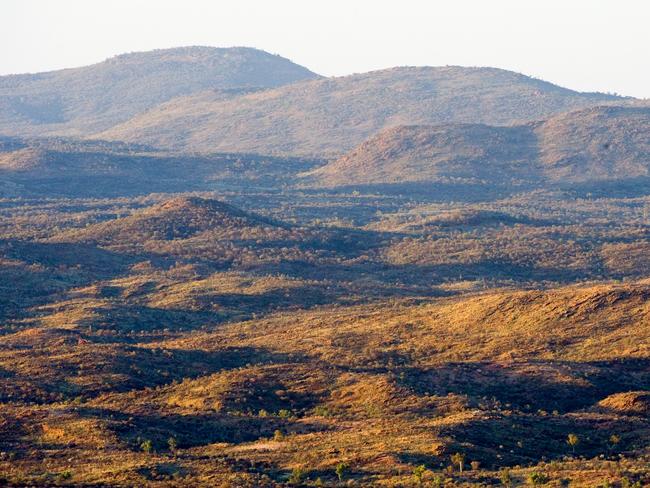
[0,39,648,487]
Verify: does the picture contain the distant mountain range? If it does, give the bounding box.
[0,46,319,137]
[0,47,639,158]
[97,65,626,155]
[0,46,647,196]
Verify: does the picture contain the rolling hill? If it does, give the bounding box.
[0,46,319,137]
[3,280,646,485]
[56,196,279,246]
[97,66,623,155]
[536,105,650,182]
[305,106,650,188]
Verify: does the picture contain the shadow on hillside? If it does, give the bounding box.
[0,344,305,404]
[397,359,650,414]
[83,345,302,391]
[2,239,135,275]
[437,409,650,468]
[74,406,330,449]
[564,176,650,199]
[179,285,333,314]
[0,239,137,322]
[263,258,597,291]
[0,412,29,447]
[85,303,219,335]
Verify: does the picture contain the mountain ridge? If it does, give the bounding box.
[96,65,626,155]
[0,46,320,137]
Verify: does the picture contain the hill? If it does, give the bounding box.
[536,105,650,182]
[2,281,648,486]
[0,136,322,197]
[97,66,622,155]
[0,46,319,137]
[56,196,278,246]
[306,106,650,187]
[304,123,539,187]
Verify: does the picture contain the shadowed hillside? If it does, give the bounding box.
[0,136,323,197]
[0,46,319,137]
[536,105,650,182]
[97,66,623,155]
[304,123,539,187]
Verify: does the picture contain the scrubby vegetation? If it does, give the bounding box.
[0,47,648,487]
[0,183,649,486]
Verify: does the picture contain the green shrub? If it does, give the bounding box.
[289,467,305,485]
[335,462,349,481]
[566,433,579,454]
[167,436,177,452]
[412,464,426,484]
[140,439,153,454]
[528,471,549,486]
[500,468,513,487]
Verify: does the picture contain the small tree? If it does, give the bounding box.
[412,464,426,484]
[451,452,466,473]
[621,478,642,488]
[140,439,153,454]
[167,436,177,453]
[278,409,291,419]
[58,470,72,481]
[289,467,305,485]
[335,462,349,481]
[470,460,481,471]
[273,429,284,442]
[566,433,579,455]
[528,472,549,486]
[608,434,620,454]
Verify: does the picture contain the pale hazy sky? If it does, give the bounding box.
[3,0,649,98]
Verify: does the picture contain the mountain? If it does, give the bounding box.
[536,105,650,182]
[97,66,623,155]
[305,123,538,187]
[57,196,278,246]
[0,46,319,137]
[305,106,650,188]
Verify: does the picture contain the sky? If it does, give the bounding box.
[2,0,649,98]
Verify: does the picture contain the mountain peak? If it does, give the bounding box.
[0,47,319,136]
[103,46,300,66]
